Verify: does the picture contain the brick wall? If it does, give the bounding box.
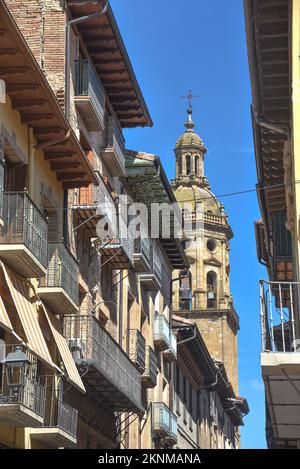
[5,0,66,106]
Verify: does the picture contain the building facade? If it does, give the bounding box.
[0,0,188,449]
[245,0,300,449]
[0,0,248,450]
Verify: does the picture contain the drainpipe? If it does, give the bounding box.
[65,1,109,122]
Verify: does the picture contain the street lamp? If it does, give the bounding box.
[2,346,31,394]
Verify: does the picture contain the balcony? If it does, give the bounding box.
[163,330,177,362]
[63,315,142,412]
[101,116,126,176]
[152,403,177,444]
[139,242,161,291]
[37,242,79,315]
[0,191,47,278]
[167,412,178,445]
[30,399,78,448]
[72,173,116,235]
[128,329,146,373]
[142,345,158,388]
[100,217,134,269]
[74,59,105,131]
[0,352,45,428]
[154,314,170,351]
[260,280,300,448]
[134,237,151,273]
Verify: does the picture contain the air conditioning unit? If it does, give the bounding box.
[69,338,85,361]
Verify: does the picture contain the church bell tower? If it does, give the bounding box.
[172,99,240,393]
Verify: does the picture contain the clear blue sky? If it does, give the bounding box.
[110,0,266,449]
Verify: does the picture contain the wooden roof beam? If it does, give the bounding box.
[21,113,54,123]
[57,172,86,181]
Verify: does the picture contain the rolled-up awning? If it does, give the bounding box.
[0,262,56,369]
[41,304,86,394]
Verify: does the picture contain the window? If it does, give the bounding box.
[207,271,217,308]
[195,155,200,175]
[178,155,182,175]
[186,155,191,175]
[207,239,216,253]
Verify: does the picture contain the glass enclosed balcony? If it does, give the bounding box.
[164,330,177,361]
[0,191,48,278]
[154,314,170,351]
[74,59,105,131]
[37,242,79,315]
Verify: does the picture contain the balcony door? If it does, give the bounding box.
[4,159,27,192]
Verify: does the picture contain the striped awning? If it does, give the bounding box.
[0,262,56,369]
[41,304,86,394]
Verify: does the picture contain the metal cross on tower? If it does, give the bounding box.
[181,90,200,109]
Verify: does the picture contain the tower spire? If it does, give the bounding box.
[181,89,199,132]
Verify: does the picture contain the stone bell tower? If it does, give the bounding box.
[172,104,240,394]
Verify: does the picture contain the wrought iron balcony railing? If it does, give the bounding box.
[64,315,142,412]
[0,375,46,418]
[154,314,170,351]
[74,59,105,130]
[128,329,146,373]
[56,399,78,438]
[101,116,126,176]
[260,280,300,353]
[0,345,46,428]
[139,241,161,290]
[100,217,134,269]
[134,237,151,272]
[142,345,158,388]
[0,191,48,276]
[38,242,79,311]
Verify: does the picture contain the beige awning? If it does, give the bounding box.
[41,304,86,394]
[0,262,56,369]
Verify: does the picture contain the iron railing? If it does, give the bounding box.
[101,216,135,267]
[154,314,170,348]
[260,280,300,352]
[134,237,151,267]
[39,242,79,305]
[105,116,125,173]
[74,59,105,128]
[0,191,48,267]
[0,374,46,418]
[63,315,142,410]
[128,329,146,373]
[57,399,78,438]
[142,345,158,386]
